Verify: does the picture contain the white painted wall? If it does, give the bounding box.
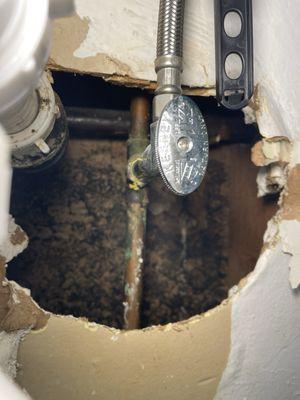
[216,239,300,399]
[252,0,300,140]
[73,0,215,88]
[72,0,300,140]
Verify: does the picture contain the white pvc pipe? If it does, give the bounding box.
[0,0,74,244]
[0,125,12,246]
[0,0,74,117]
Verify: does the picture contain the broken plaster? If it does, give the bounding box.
[256,164,287,198]
[0,219,28,264]
[0,217,49,385]
[251,136,300,289]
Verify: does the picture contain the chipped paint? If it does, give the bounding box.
[256,163,287,198]
[280,164,300,221]
[0,219,48,384]
[0,330,29,379]
[251,137,291,167]
[0,219,28,264]
[0,218,49,333]
[72,0,215,87]
[50,0,215,91]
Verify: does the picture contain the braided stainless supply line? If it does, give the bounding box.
[133,0,208,197]
[153,0,185,120]
[157,0,185,57]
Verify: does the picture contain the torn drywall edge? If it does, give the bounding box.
[15,207,292,400]
[50,1,216,91]
[279,164,300,221]
[215,158,300,398]
[11,155,297,400]
[0,219,28,264]
[48,61,215,97]
[50,0,300,142]
[0,330,29,379]
[11,145,291,399]
[256,164,287,198]
[250,139,300,201]
[215,241,300,399]
[71,0,215,87]
[279,220,300,289]
[251,137,291,167]
[290,142,300,167]
[0,218,49,336]
[0,214,231,399]
[0,218,51,397]
[17,300,232,400]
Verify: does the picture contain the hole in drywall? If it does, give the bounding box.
[225,53,243,80]
[224,11,242,38]
[8,73,278,329]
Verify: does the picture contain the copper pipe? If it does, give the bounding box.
[123,97,149,330]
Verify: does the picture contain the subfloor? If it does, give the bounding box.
[8,137,276,329]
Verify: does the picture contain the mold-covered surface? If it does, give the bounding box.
[142,158,228,326]
[9,141,127,328]
[8,139,274,328]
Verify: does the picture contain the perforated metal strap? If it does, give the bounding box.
[214,0,254,110]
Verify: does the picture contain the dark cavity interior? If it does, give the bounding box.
[8,72,277,329]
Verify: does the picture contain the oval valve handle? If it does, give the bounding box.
[154,95,209,196]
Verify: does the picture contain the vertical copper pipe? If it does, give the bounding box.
[124,97,149,330]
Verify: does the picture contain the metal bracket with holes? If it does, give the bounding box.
[214,0,254,110]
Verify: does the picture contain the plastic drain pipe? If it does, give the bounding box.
[0,0,74,243]
[0,1,74,170]
[0,0,73,129]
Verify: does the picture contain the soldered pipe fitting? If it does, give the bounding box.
[153,0,185,120]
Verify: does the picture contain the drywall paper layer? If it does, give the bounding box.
[17,305,231,400]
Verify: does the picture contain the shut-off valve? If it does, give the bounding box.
[128,0,209,196]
